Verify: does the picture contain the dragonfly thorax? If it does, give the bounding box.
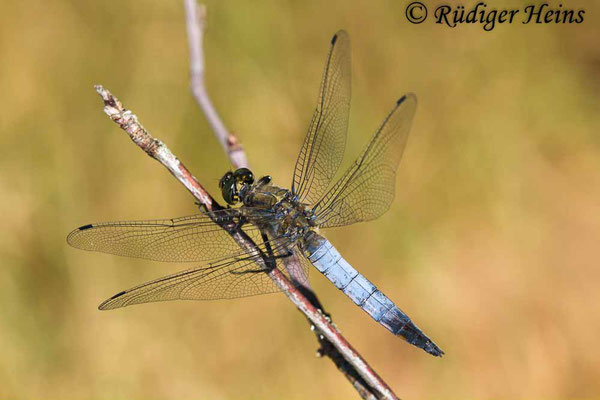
[232,174,317,240]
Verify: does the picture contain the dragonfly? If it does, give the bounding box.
[68,30,443,357]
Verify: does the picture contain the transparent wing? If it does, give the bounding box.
[291,30,351,205]
[67,208,273,263]
[313,94,417,228]
[99,237,308,310]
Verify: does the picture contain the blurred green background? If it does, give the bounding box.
[1,0,599,398]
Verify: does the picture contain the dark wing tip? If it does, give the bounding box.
[331,29,349,45]
[397,92,417,106]
[110,290,127,300]
[66,224,94,246]
[98,290,127,310]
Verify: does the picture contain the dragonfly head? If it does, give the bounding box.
[219,168,255,205]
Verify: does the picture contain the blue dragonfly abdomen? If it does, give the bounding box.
[303,231,444,357]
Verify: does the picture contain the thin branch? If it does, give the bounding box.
[181,3,400,399]
[184,0,247,169]
[95,85,398,399]
[95,85,216,210]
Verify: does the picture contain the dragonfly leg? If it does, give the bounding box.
[230,232,294,276]
[229,250,295,275]
[230,216,247,232]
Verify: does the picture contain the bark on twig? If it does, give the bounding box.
[95,85,215,209]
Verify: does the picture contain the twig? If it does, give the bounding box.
[95,85,216,210]
[182,2,400,399]
[184,0,247,169]
[95,85,398,399]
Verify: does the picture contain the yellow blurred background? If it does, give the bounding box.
[1,0,599,398]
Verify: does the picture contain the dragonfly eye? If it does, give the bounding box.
[219,172,238,205]
[233,168,254,185]
[219,171,233,189]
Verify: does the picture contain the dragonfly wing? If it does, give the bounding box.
[291,30,351,206]
[67,208,272,262]
[99,237,309,310]
[313,94,417,228]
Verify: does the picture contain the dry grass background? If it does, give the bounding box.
[1,0,599,398]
